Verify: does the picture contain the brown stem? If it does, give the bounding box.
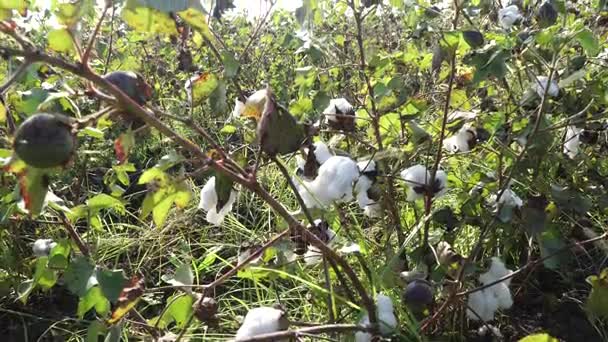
[82,2,110,67]
[270,155,316,227]
[59,215,90,258]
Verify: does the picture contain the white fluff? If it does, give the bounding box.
[467,258,514,322]
[532,76,559,98]
[304,225,337,265]
[363,203,382,218]
[489,188,523,209]
[198,177,237,226]
[498,5,521,29]
[299,156,360,209]
[564,125,582,159]
[355,293,397,342]
[309,141,333,164]
[235,307,287,340]
[32,239,57,257]
[232,89,268,118]
[443,126,475,153]
[323,98,354,122]
[184,75,198,105]
[232,98,246,119]
[400,165,448,201]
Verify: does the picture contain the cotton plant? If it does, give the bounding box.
[467,258,514,322]
[235,306,289,340]
[32,239,57,257]
[564,125,582,159]
[198,176,237,226]
[400,164,448,201]
[355,293,398,342]
[532,76,559,98]
[443,125,477,153]
[498,5,521,29]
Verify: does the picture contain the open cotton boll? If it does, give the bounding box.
[32,239,57,257]
[323,98,354,122]
[235,306,288,341]
[485,257,513,284]
[467,290,499,322]
[496,189,523,208]
[309,141,333,165]
[232,98,246,119]
[363,203,382,217]
[564,125,582,159]
[443,126,476,153]
[400,165,448,201]
[355,293,397,342]
[303,228,336,265]
[532,76,559,98]
[299,156,360,209]
[198,177,237,226]
[498,5,521,29]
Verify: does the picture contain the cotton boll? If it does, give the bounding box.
[32,239,57,257]
[363,202,382,217]
[355,294,397,341]
[323,98,354,122]
[498,5,521,29]
[299,156,360,208]
[312,141,332,164]
[232,99,246,118]
[198,177,237,226]
[235,306,288,340]
[434,170,448,198]
[532,76,559,98]
[564,125,582,159]
[493,282,513,309]
[467,290,499,322]
[443,126,476,153]
[499,189,523,208]
[355,175,375,208]
[400,164,430,201]
[487,257,513,283]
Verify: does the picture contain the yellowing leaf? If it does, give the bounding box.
[178,8,215,44]
[48,27,75,53]
[187,73,218,106]
[53,0,92,27]
[107,277,144,325]
[0,101,6,123]
[518,333,559,342]
[122,6,177,35]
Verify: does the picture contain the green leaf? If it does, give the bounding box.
[18,167,50,217]
[152,193,176,227]
[214,172,234,211]
[63,256,96,297]
[154,294,194,329]
[586,268,608,319]
[209,79,227,114]
[78,286,111,318]
[138,167,167,185]
[575,29,599,57]
[48,27,75,53]
[15,88,50,115]
[222,52,240,79]
[48,239,71,270]
[87,194,125,214]
[538,229,567,270]
[78,127,105,139]
[86,320,107,342]
[518,333,559,342]
[96,269,128,304]
[53,0,94,27]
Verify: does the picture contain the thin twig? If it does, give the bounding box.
[0,58,31,95]
[82,2,110,67]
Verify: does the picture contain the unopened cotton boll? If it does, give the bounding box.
[235,306,289,340]
[564,125,582,159]
[299,156,360,209]
[32,239,57,257]
[355,293,397,342]
[400,165,448,201]
[443,126,476,153]
[198,177,237,226]
[498,5,521,29]
[532,76,559,98]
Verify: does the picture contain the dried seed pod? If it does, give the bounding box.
[192,296,219,325]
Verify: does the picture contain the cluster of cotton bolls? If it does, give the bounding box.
[198,176,238,226]
[467,258,514,322]
[234,306,289,341]
[400,164,448,201]
[355,294,398,342]
[294,141,381,217]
